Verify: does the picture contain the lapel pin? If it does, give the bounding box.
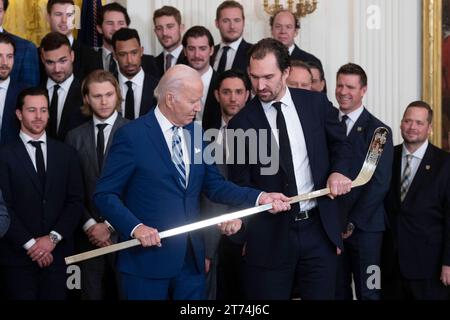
[357,127,363,132]
[426,165,431,170]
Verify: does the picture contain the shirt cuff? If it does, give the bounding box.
[23,238,36,250]
[130,223,143,238]
[50,230,63,241]
[104,220,115,232]
[82,218,97,232]
[255,192,264,206]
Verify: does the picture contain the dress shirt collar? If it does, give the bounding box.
[118,68,145,86]
[155,106,176,134]
[20,130,47,145]
[67,34,74,47]
[93,111,118,127]
[402,140,428,160]
[201,65,213,84]
[288,44,295,55]
[220,37,243,51]
[260,86,293,112]
[164,44,183,61]
[0,77,10,90]
[0,26,3,33]
[102,46,113,61]
[46,73,74,92]
[339,105,365,123]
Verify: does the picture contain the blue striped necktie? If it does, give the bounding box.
[172,126,187,189]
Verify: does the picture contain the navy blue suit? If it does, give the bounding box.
[227,88,352,299]
[382,143,450,300]
[0,190,8,238]
[94,110,261,300]
[155,50,188,78]
[212,40,253,74]
[335,108,393,300]
[0,82,27,146]
[290,44,322,69]
[0,137,84,299]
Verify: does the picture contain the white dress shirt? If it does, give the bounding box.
[401,140,429,184]
[47,74,74,131]
[339,105,365,136]
[213,37,243,72]
[261,88,316,211]
[164,45,183,70]
[288,44,295,55]
[67,34,74,47]
[19,131,63,249]
[119,68,145,119]
[0,77,10,133]
[197,66,214,121]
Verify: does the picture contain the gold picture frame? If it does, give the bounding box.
[422,0,442,147]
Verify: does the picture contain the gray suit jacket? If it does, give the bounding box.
[0,190,9,238]
[66,115,129,225]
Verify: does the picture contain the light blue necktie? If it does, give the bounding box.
[172,126,187,189]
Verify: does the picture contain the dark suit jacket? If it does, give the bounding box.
[202,70,221,131]
[94,110,260,280]
[337,108,393,232]
[5,31,40,87]
[227,88,352,268]
[384,143,450,279]
[212,39,253,74]
[0,190,9,238]
[1,82,27,146]
[137,73,159,117]
[0,137,84,266]
[83,47,161,80]
[290,44,323,69]
[155,50,188,78]
[43,77,88,141]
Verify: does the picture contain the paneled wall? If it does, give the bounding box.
[122,0,422,144]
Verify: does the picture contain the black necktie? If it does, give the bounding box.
[49,84,60,138]
[273,102,299,213]
[125,81,135,120]
[217,46,230,74]
[341,114,349,135]
[165,53,173,72]
[28,141,46,188]
[108,53,117,76]
[96,124,108,172]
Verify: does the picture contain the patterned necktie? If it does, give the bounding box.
[400,154,413,202]
[28,140,46,188]
[172,126,187,189]
[165,53,173,72]
[216,46,230,74]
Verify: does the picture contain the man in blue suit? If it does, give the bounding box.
[227,38,353,300]
[334,63,393,300]
[0,0,40,87]
[94,64,291,300]
[0,33,27,146]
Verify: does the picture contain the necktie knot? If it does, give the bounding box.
[29,140,43,148]
[272,101,283,113]
[341,114,349,123]
[126,81,133,89]
[54,84,60,92]
[97,123,108,132]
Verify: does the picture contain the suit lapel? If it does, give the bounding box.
[84,120,99,175]
[12,139,44,195]
[184,122,198,191]
[105,116,127,156]
[144,111,184,190]
[44,139,59,195]
[59,79,80,136]
[392,146,403,203]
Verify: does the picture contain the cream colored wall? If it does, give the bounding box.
[122,0,421,144]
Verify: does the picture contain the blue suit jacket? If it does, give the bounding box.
[337,108,393,232]
[227,88,353,268]
[94,110,260,279]
[1,82,27,146]
[6,31,40,87]
[0,189,9,238]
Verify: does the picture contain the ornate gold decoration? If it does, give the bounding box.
[263,0,318,18]
[422,0,442,147]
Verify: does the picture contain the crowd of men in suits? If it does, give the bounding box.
[0,0,448,300]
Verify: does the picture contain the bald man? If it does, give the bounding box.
[94,64,291,300]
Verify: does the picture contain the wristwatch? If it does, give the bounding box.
[49,232,60,245]
[346,222,355,233]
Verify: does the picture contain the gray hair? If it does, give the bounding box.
[154,65,201,103]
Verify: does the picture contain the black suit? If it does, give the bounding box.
[155,50,188,77]
[201,70,221,131]
[83,47,161,80]
[335,108,393,300]
[66,115,128,300]
[227,88,352,299]
[43,77,88,141]
[382,143,450,300]
[212,40,253,74]
[0,137,84,300]
[120,72,159,119]
[290,44,323,69]
[0,82,27,146]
